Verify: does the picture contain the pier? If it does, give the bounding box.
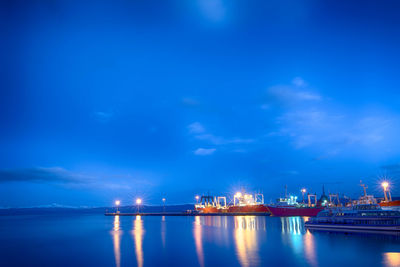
[105,212,271,216]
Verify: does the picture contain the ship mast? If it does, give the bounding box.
[360,180,368,197]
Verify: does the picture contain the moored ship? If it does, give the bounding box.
[305,204,400,233]
[378,181,400,211]
[195,192,270,215]
[266,187,326,217]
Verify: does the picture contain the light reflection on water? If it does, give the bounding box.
[112,216,121,267]
[132,215,144,267]
[193,216,204,267]
[2,214,400,266]
[233,216,260,267]
[109,215,400,267]
[383,252,400,267]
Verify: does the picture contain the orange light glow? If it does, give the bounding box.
[382,182,389,189]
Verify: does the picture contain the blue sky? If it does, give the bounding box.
[1,0,400,207]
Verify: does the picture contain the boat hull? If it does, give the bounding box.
[379,200,400,211]
[227,204,269,213]
[305,223,400,232]
[267,206,323,217]
[196,204,270,214]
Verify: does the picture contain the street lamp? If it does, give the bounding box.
[136,198,142,213]
[115,200,121,213]
[382,182,391,202]
[162,198,166,213]
[301,188,306,203]
[195,195,200,203]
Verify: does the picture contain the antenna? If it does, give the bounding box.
[285,185,288,198]
[360,180,368,196]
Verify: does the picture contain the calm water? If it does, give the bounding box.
[1,214,400,266]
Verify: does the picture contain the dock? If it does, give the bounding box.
[105,212,271,216]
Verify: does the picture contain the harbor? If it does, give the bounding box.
[106,181,400,236]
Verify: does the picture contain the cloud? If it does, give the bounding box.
[0,167,134,190]
[182,97,200,107]
[188,122,205,134]
[195,0,228,23]
[268,85,321,104]
[194,148,216,156]
[292,77,307,87]
[0,167,86,183]
[188,122,255,146]
[93,111,113,122]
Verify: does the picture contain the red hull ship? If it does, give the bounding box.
[195,193,270,214]
[267,206,323,217]
[267,188,326,217]
[379,200,400,210]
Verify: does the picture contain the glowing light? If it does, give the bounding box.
[162,198,166,202]
[133,215,144,267]
[136,198,142,205]
[234,216,259,267]
[115,200,121,206]
[384,252,400,267]
[193,216,204,267]
[301,188,306,193]
[112,216,121,267]
[382,182,389,189]
[235,192,242,198]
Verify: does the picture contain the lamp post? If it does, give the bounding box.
[382,182,391,202]
[136,198,142,213]
[195,195,200,204]
[162,198,166,213]
[115,200,121,213]
[301,188,306,203]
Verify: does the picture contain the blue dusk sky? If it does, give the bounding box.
[1,0,400,207]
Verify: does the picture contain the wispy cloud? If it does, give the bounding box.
[93,111,113,122]
[182,97,200,107]
[188,122,205,134]
[194,148,216,156]
[263,77,321,109]
[187,122,255,146]
[0,167,134,191]
[195,0,228,23]
[0,167,87,184]
[265,78,400,157]
[267,85,321,104]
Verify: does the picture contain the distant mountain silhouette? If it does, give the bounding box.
[0,204,195,216]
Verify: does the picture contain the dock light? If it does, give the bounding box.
[162,198,166,213]
[235,192,242,198]
[382,182,391,202]
[136,198,142,213]
[195,195,200,203]
[115,200,121,213]
[382,182,389,189]
[301,188,306,203]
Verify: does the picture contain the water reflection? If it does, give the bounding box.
[280,217,317,266]
[132,215,144,267]
[383,252,400,267]
[234,216,260,267]
[193,216,204,267]
[112,216,122,267]
[161,216,166,248]
[304,230,317,267]
[281,217,304,235]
